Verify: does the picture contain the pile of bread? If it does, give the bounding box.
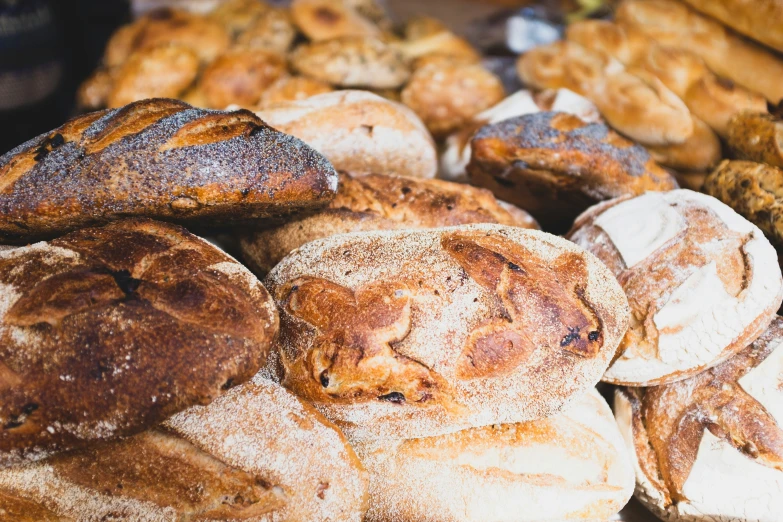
[1,0,783,521]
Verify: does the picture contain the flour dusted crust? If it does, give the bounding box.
[264,224,629,439]
[569,190,783,386]
[0,376,368,521]
[0,219,279,468]
[240,173,538,274]
[352,389,633,522]
[615,317,783,521]
[256,90,437,179]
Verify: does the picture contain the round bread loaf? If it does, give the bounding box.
[0,376,368,521]
[198,49,286,109]
[568,189,783,386]
[615,316,783,521]
[257,75,334,108]
[291,0,381,41]
[727,111,783,169]
[240,172,538,274]
[255,90,437,179]
[352,389,633,522]
[233,6,297,55]
[0,219,278,467]
[264,224,629,439]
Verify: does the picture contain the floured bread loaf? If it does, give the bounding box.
[353,389,634,522]
[264,224,629,439]
[0,98,337,243]
[0,376,368,522]
[468,112,678,231]
[239,172,538,274]
[255,90,437,179]
[615,316,783,522]
[0,219,278,467]
[569,190,783,386]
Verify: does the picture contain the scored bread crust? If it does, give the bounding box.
[615,317,783,521]
[0,376,369,522]
[264,224,629,440]
[256,90,437,179]
[0,219,279,468]
[353,389,634,522]
[239,172,538,275]
[0,98,338,244]
[568,189,783,386]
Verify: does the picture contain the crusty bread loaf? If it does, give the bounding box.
[291,0,380,41]
[680,0,783,54]
[239,172,538,274]
[615,316,783,521]
[0,219,278,468]
[616,0,783,104]
[569,190,783,386]
[0,98,337,243]
[728,111,783,169]
[255,90,437,179]
[0,376,368,521]
[353,389,633,522]
[197,48,287,109]
[468,112,678,231]
[207,0,270,36]
[233,6,297,55]
[264,224,629,439]
[643,116,721,172]
[257,75,334,108]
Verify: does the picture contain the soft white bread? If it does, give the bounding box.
[353,389,634,522]
[264,224,630,439]
[615,316,783,521]
[256,90,437,178]
[569,190,783,386]
[680,0,783,54]
[0,376,369,521]
[616,0,783,104]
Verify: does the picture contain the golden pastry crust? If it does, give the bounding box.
[198,49,287,108]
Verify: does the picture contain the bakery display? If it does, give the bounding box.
[569,190,783,386]
[615,316,783,521]
[0,98,337,243]
[0,219,278,468]
[240,172,538,274]
[468,112,678,230]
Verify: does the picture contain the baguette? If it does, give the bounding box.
[680,0,783,54]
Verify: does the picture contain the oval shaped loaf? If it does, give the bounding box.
[353,389,634,522]
[569,189,783,386]
[0,98,338,244]
[264,224,630,439]
[615,316,783,522]
[240,172,538,275]
[0,219,278,467]
[0,376,369,522]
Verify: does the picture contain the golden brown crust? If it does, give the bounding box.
[208,0,270,37]
[0,219,278,467]
[291,0,380,41]
[467,112,678,231]
[198,49,287,109]
[240,172,538,274]
[644,116,721,172]
[728,112,783,169]
[76,69,115,111]
[680,0,783,54]
[0,98,338,243]
[257,75,334,108]
[233,7,297,55]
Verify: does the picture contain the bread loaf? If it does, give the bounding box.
[291,0,380,41]
[208,0,270,36]
[233,6,297,55]
[240,172,538,274]
[680,0,783,54]
[255,90,437,178]
[264,224,629,439]
[727,111,783,169]
[257,75,334,108]
[353,389,633,522]
[0,219,278,467]
[615,316,783,521]
[198,48,287,109]
[0,376,369,521]
[568,190,783,385]
[468,112,678,231]
[0,98,338,243]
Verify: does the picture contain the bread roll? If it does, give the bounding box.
[264,224,629,439]
[616,0,783,104]
[0,376,368,521]
[291,0,380,41]
[233,6,297,55]
[76,68,115,111]
[354,389,633,522]
[290,37,409,89]
[728,111,783,169]
[198,49,286,109]
[257,75,334,108]
[704,160,783,246]
[256,90,437,178]
[0,219,278,467]
[643,116,721,172]
[240,172,538,274]
[468,112,678,231]
[680,0,783,54]
[208,0,270,36]
[615,316,783,522]
[0,98,337,243]
[568,190,783,386]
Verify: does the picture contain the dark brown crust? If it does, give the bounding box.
[467,112,678,231]
[0,98,338,244]
[240,173,538,275]
[0,219,278,466]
